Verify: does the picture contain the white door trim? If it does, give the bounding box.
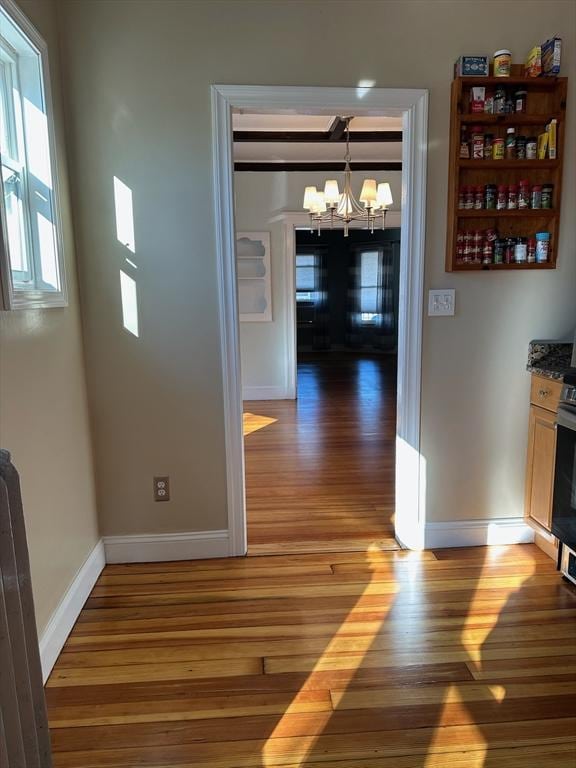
[211,85,428,554]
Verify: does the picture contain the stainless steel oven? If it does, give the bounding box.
[552,374,576,584]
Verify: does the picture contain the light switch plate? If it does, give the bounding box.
[428,289,455,316]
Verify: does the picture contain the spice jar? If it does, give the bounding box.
[514,237,527,263]
[494,87,506,114]
[505,127,516,159]
[472,230,483,263]
[471,126,484,159]
[542,184,554,209]
[485,184,497,209]
[531,184,542,209]
[527,238,536,263]
[496,184,507,210]
[514,90,528,113]
[459,126,470,159]
[474,185,484,209]
[482,241,493,264]
[493,49,512,77]
[504,95,515,114]
[492,137,505,160]
[463,232,473,263]
[483,134,494,159]
[516,135,527,160]
[518,180,530,209]
[535,231,550,263]
[494,239,505,264]
[504,237,515,264]
[465,186,475,209]
[507,184,518,209]
[526,136,538,159]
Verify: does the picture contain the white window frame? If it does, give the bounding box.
[358,248,383,325]
[0,0,67,310]
[295,250,318,304]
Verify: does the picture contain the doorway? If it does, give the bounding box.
[211,85,428,554]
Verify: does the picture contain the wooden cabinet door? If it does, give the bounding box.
[525,405,557,531]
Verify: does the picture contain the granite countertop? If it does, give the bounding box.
[527,340,574,381]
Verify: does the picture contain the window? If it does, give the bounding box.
[359,249,381,323]
[296,252,317,303]
[0,1,66,309]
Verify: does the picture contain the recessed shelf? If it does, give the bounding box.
[458,159,559,169]
[456,75,562,88]
[456,209,556,218]
[459,113,562,125]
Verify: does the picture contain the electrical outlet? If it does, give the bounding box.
[428,289,455,316]
[153,476,170,502]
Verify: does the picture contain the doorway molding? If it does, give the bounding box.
[211,85,428,554]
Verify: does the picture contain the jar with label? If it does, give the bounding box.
[493,49,512,77]
[458,187,466,209]
[541,184,554,209]
[507,184,517,209]
[535,231,550,263]
[471,126,484,159]
[526,136,538,159]
[518,180,530,209]
[531,184,542,209]
[472,230,483,263]
[474,185,484,209]
[485,184,497,209]
[505,127,516,159]
[483,134,494,159]
[482,241,493,264]
[459,126,470,159]
[514,90,527,113]
[494,239,505,264]
[496,184,507,209]
[465,186,475,209]
[492,137,505,160]
[514,237,527,263]
[504,96,515,114]
[485,228,497,244]
[504,237,515,264]
[527,238,536,263]
[494,87,506,114]
[516,136,527,160]
[484,94,494,114]
[463,232,473,262]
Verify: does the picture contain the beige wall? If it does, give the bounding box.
[57,0,576,536]
[235,170,402,395]
[0,0,99,633]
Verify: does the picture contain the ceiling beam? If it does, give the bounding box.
[327,116,348,141]
[234,162,402,172]
[233,130,402,143]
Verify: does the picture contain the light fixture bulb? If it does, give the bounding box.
[360,179,377,206]
[376,182,393,208]
[324,179,340,206]
[303,186,317,210]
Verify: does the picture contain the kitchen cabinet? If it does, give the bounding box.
[524,374,561,535]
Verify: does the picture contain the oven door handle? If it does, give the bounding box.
[557,406,576,431]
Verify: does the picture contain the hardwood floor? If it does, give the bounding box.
[244,352,398,555]
[47,544,576,766]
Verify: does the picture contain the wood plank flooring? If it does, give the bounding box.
[244,353,398,555]
[47,544,576,766]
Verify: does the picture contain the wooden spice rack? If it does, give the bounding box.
[446,65,567,271]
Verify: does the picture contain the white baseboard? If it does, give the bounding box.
[243,385,293,400]
[424,517,535,549]
[39,539,105,683]
[103,529,230,563]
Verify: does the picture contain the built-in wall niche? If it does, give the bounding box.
[236,232,272,321]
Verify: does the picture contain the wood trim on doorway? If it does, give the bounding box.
[211,85,429,554]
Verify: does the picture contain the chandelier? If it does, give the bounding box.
[302,117,393,237]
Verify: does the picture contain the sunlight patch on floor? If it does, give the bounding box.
[243,412,278,436]
[261,562,400,766]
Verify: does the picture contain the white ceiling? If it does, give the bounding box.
[232,113,402,163]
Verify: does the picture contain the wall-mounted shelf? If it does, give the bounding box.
[446,66,567,272]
